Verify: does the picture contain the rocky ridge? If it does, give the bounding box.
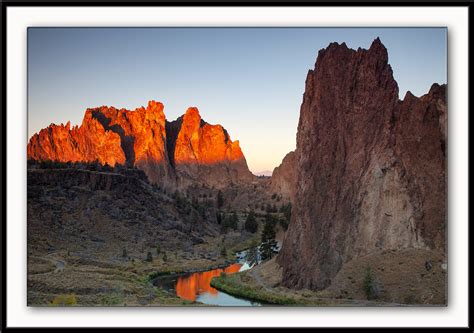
[28,102,253,189]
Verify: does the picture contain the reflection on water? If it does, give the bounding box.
[167,263,261,306]
[175,263,242,302]
[153,249,264,306]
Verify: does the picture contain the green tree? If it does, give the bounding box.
[279,202,292,230]
[162,252,168,262]
[244,211,258,233]
[260,218,278,261]
[156,244,161,255]
[266,203,272,213]
[221,212,238,233]
[217,190,224,208]
[220,245,227,258]
[245,239,260,265]
[230,212,239,230]
[363,265,380,300]
[146,251,153,262]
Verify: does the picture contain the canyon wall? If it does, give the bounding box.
[269,151,296,201]
[28,102,253,188]
[277,38,446,290]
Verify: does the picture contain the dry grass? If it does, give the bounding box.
[327,248,447,305]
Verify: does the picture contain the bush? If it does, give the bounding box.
[51,294,77,306]
[363,266,381,300]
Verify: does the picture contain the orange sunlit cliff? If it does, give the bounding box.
[27,101,254,188]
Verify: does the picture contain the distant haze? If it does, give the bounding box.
[253,170,273,177]
[28,28,446,173]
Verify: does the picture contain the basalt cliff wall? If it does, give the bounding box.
[269,151,296,201]
[276,38,447,290]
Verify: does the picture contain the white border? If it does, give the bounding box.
[7,6,469,328]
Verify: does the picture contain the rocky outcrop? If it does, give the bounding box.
[277,38,446,291]
[27,119,125,167]
[269,151,296,200]
[167,107,253,188]
[86,101,174,186]
[27,102,253,188]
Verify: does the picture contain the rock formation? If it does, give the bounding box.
[27,102,253,188]
[277,38,447,291]
[27,118,125,167]
[167,107,253,188]
[269,151,296,201]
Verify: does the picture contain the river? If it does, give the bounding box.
[153,249,263,306]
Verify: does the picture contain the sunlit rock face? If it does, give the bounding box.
[27,117,126,167]
[167,107,254,188]
[277,38,446,291]
[86,101,174,186]
[27,103,254,188]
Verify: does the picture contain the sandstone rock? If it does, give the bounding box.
[277,38,446,291]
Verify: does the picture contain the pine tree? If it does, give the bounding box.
[220,245,227,257]
[217,190,224,208]
[146,251,153,262]
[260,218,278,261]
[245,245,260,265]
[231,212,239,229]
[244,211,258,233]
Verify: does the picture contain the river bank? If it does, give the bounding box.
[27,230,261,306]
[211,250,447,306]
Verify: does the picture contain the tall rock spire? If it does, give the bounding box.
[277,38,446,291]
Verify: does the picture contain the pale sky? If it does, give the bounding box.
[28,28,447,173]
